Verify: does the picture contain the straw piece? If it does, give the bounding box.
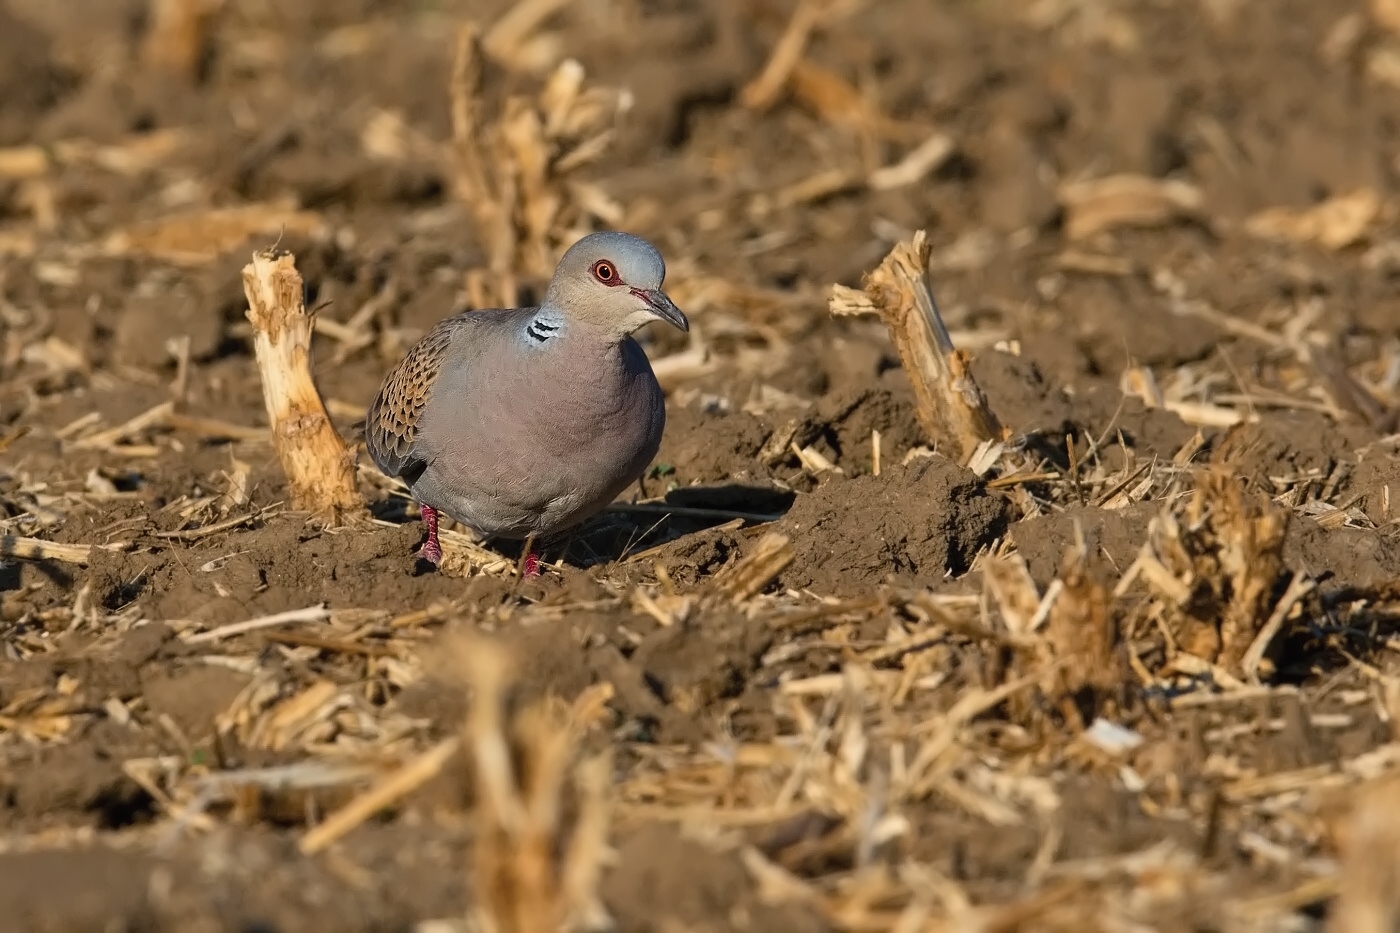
[982,554,1042,637]
[300,737,462,855]
[454,634,614,933]
[1245,188,1379,250]
[483,0,572,65]
[195,761,381,794]
[1329,773,1400,933]
[0,426,29,454]
[167,413,269,442]
[151,508,279,541]
[740,0,825,111]
[1058,173,1204,240]
[0,146,49,179]
[714,532,794,601]
[448,28,628,310]
[868,133,955,191]
[1,536,99,566]
[71,401,174,450]
[1241,573,1316,683]
[143,0,224,81]
[184,604,331,645]
[104,202,325,265]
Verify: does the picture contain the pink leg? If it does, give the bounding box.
[522,548,540,578]
[419,503,443,565]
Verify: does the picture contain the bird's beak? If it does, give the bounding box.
[632,287,689,332]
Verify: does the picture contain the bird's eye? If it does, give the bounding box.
[591,260,619,285]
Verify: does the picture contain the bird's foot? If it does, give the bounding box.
[514,533,540,579]
[419,503,443,566]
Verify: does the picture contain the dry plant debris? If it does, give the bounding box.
[0,534,113,565]
[1058,173,1206,241]
[453,635,613,933]
[739,0,862,112]
[1245,188,1382,250]
[481,0,576,73]
[829,231,1007,462]
[103,202,326,265]
[449,24,632,309]
[1328,774,1400,933]
[0,129,190,180]
[142,0,224,81]
[241,249,366,523]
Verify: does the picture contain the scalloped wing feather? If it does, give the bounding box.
[364,314,469,480]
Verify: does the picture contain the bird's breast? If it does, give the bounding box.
[532,341,663,460]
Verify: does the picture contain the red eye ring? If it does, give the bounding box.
[591,260,621,286]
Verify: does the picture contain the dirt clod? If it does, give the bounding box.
[779,456,1008,593]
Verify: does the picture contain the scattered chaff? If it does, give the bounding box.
[103,202,325,265]
[151,505,281,541]
[712,532,795,602]
[0,3,1396,928]
[1241,573,1317,683]
[450,634,613,933]
[241,249,367,522]
[1138,459,1293,673]
[0,535,132,566]
[740,0,830,111]
[300,737,461,855]
[830,230,1007,461]
[433,527,517,578]
[70,401,174,451]
[143,0,224,80]
[1246,188,1380,250]
[1162,284,1388,430]
[0,129,190,181]
[1058,173,1204,240]
[1325,772,1400,933]
[184,604,332,645]
[449,27,631,309]
[481,0,573,73]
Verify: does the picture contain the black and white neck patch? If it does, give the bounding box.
[524,315,561,345]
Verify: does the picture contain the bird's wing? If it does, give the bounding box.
[364,311,476,482]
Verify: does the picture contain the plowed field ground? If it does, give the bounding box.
[4,1,1400,930]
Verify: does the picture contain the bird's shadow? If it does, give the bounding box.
[371,483,796,572]
[0,552,74,591]
[569,483,795,569]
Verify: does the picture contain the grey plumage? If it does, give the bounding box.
[364,231,689,570]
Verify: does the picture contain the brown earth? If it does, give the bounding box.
[4,0,1400,930]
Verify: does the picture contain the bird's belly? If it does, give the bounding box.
[420,481,584,540]
[412,426,658,540]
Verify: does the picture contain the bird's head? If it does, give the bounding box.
[543,231,689,338]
